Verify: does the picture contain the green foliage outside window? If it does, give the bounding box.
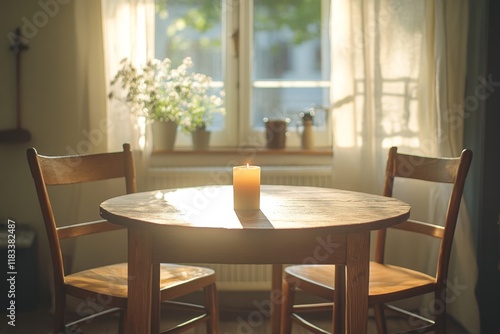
[156,0,321,45]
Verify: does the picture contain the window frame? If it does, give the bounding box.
[155,0,333,150]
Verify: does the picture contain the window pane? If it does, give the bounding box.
[155,0,225,132]
[155,0,223,80]
[253,87,329,130]
[253,0,327,81]
[252,0,330,136]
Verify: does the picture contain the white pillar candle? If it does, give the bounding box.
[233,164,261,210]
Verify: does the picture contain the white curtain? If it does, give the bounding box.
[68,0,155,278]
[101,0,155,189]
[69,0,149,286]
[329,0,479,332]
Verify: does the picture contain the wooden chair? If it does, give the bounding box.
[281,146,473,334]
[27,143,219,334]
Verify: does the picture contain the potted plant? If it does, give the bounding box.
[109,57,224,151]
[177,73,225,150]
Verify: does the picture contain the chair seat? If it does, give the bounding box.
[285,262,436,304]
[65,263,216,303]
[368,262,435,303]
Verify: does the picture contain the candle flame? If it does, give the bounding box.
[246,163,249,168]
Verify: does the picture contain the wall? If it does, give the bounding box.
[0,0,115,306]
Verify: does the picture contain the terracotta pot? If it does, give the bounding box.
[152,120,177,151]
[264,119,288,149]
[191,127,211,150]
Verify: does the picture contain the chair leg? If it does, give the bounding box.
[373,304,387,334]
[333,265,345,334]
[434,296,446,334]
[53,291,66,334]
[118,309,127,334]
[271,264,283,334]
[204,283,219,334]
[280,278,295,334]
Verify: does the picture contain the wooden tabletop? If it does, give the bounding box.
[100,185,411,333]
[100,185,410,232]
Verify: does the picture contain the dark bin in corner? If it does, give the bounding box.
[0,220,38,312]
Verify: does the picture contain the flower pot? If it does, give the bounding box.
[264,119,288,149]
[191,127,211,150]
[152,120,177,151]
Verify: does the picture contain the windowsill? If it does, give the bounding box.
[150,147,333,168]
[152,147,333,155]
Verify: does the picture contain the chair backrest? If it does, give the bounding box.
[374,146,472,287]
[26,143,136,288]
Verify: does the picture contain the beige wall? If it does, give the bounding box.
[0,0,121,306]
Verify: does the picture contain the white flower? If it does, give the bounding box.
[109,56,225,130]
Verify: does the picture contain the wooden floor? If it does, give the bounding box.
[1,292,470,334]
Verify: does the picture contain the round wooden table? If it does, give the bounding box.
[100,185,410,333]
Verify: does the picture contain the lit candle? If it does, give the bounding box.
[233,164,261,210]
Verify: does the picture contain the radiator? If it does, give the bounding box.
[147,165,333,290]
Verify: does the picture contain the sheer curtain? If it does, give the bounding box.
[101,0,155,189]
[329,0,479,332]
[69,0,155,285]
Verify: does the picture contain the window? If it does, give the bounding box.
[155,0,332,148]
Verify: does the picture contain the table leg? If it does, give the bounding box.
[271,264,283,334]
[344,231,370,334]
[151,262,161,334]
[127,227,153,334]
